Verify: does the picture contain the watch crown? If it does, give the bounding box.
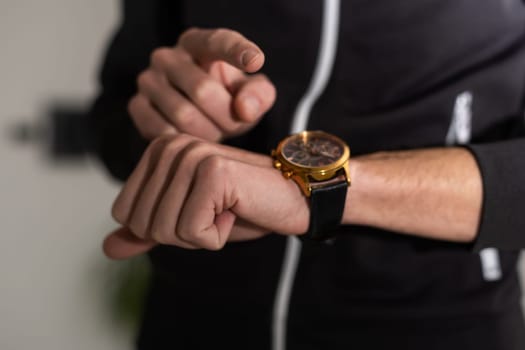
[283,170,293,178]
[273,160,282,169]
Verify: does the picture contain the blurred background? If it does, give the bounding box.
[0,1,524,350]
[0,1,143,349]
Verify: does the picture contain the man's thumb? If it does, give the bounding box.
[103,227,157,260]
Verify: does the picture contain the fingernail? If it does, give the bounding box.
[243,96,260,118]
[241,49,260,67]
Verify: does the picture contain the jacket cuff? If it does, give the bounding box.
[465,138,525,252]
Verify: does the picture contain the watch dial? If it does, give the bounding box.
[282,133,344,167]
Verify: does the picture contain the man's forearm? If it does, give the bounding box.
[344,147,483,243]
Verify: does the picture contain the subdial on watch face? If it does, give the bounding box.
[282,134,344,167]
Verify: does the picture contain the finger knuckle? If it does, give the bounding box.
[220,120,242,135]
[176,228,193,245]
[209,242,225,251]
[151,229,172,245]
[159,133,195,156]
[264,84,277,108]
[178,27,200,45]
[136,71,153,90]
[158,139,182,159]
[203,238,224,251]
[199,155,229,178]
[213,114,243,135]
[184,140,217,163]
[132,119,154,140]
[157,143,177,167]
[131,114,156,140]
[252,74,276,99]
[148,135,173,156]
[127,95,141,115]
[257,74,276,93]
[207,28,229,44]
[185,140,210,156]
[206,235,226,251]
[193,78,216,103]
[138,128,155,141]
[268,83,277,102]
[149,135,168,150]
[171,104,197,127]
[150,47,172,68]
[111,201,126,225]
[179,229,215,250]
[127,95,157,139]
[172,140,207,171]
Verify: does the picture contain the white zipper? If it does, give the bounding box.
[271,1,341,349]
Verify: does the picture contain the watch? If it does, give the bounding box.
[271,130,351,241]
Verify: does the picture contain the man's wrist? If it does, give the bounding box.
[342,157,361,226]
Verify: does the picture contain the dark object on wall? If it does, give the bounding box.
[49,104,93,158]
[9,102,94,162]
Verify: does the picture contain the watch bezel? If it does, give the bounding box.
[271,130,351,196]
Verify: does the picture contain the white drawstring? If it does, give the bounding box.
[271,1,342,349]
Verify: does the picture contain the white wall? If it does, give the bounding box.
[0,1,132,349]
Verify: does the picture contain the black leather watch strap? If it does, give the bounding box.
[303,180,348,241]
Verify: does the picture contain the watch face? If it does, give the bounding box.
[281,132,344,168]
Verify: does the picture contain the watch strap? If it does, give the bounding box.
[303,179,348,241]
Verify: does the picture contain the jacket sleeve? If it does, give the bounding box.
[88,0,183,181]
[467,119,525,251]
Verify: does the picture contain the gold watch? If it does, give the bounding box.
[271,131,351,240]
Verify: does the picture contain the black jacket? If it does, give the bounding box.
[90,1,525,349]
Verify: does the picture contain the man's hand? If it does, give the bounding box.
[129,28,276,141]
[104,134,309,259]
